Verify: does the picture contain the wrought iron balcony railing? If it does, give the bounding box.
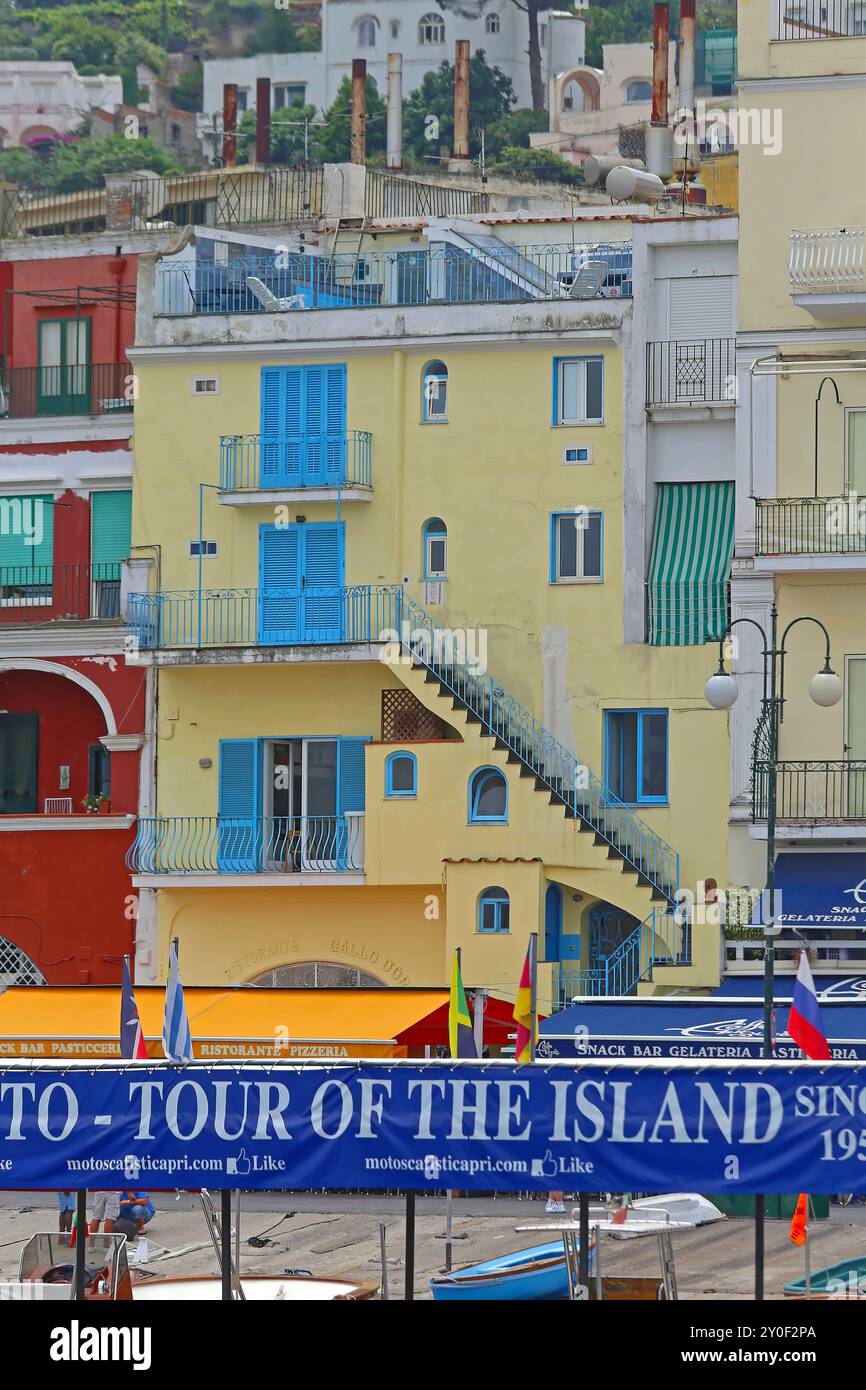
[155,244,634,316]
[219,431,373,492]
[557,908,689,1003]
[0,362,132,419]
[774,0,866,40]
[752,759,866,821]
[755,496,866,555]
[645,338,736,407]
[127,814,364,875]
[0,563,123,624]
[789,227,866,294]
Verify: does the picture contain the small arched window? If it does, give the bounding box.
[422,359,448,421]
[357,15,378,47]
[625,81,653,103]
[469,766,508,823]
[485,13,500,33]
[423,517,447,578]
[478,886,510,933]
[419,12,446,44]
[385,751,417,798]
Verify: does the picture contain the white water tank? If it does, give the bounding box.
[605,166,666,203]
[584,155,644,188]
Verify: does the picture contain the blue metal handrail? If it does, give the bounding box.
[558,907,688,1002]
[155,243,634,316]
[127,814,363,874]
[219,430,373,492]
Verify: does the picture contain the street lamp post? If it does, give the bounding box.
[705,602,842,1300]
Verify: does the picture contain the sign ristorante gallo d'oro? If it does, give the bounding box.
[2,1061,866,1194]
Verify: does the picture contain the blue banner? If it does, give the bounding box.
[2,1061,866,1194]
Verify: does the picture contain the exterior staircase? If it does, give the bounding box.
[392,591,680,908]
[557,907,688,1003]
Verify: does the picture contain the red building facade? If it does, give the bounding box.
[0,235,147,985]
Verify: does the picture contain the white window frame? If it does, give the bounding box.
[551,509,603,584]
[555,357,604,426]
[425,529,447,578]
[419,12,446,44]
[192,376,221,396]
[845,407,866,494]
[189,539,218,557]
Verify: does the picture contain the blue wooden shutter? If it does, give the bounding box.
[302,522,343,642]
[258,525,301,643]
[303,366,325,484]
[324,365,347,485]
[260,366,304,487]
[217,738,262,871]
[337,736,366,869]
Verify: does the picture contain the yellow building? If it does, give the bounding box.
[729,2,866,980]
[125,199,735,1007]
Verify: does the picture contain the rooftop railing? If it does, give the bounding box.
[219,430,373,492]
[0,362,133,419]
[773,0,866,39]
[155,243,634,316]
[645,338,736,407]
[755,496,866,555]
[789,227,866,293]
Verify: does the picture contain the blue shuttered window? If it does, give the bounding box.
[258,522,344,645]
[217,739,263,871]
[337,736,366,870]
[259,364,347,488]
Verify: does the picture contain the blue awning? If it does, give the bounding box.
[712,975,866,1001]
[538,998,866,1061]
[763,851,866,930]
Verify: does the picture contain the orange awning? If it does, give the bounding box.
[0,986,453,1060]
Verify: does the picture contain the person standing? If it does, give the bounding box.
[89,1191,120,1234]
[57,1191,75,1234]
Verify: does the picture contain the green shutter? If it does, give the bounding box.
[91,491,132,575]
[0,494,54,577]
[648,482,734,646]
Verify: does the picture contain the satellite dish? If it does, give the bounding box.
[569,259,607,298]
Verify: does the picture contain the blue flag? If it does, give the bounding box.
[120,957,147,1060]
[162,940,193,1063]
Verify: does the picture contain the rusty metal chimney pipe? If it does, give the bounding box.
[652,3,670,125]
[679,0,696,118]
[453,39,470,162]
[255,78,271,164]
[222,83,238,168]
[351,58,367,165]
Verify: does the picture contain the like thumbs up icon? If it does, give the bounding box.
[227,1148,251,1176]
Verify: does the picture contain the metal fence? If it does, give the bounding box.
[0,362,132,419]
[219,430,373,491]
[364,169,489,218]
[129,166,325,231]
[773,0,866,39]
[156,242,634,316]
[755,496,866,555]
[752,759,866,821]
[127,814,364,875]
[0,563,123,624]
[645,338,736,406]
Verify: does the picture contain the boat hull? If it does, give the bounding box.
[431,1241,579,1302]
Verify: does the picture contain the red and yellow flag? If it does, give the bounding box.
[789,1193,808,1247]
[513,940,536,1063]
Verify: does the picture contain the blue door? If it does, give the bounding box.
[260,365,347,488]
[258,521,344,644]
[217,739,262,872]
[544,883,563,961]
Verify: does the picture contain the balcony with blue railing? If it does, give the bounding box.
[155,243,634,317]
[127,814,364,877]
[219,430,373,499]
[557,907,689,1004]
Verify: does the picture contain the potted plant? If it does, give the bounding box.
[82,793,111,815]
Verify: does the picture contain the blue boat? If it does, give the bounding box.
[430,1240,590,1302]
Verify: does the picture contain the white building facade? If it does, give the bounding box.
[201,0,585,120]
[0,63,123,149]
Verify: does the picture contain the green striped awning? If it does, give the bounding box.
[648,482,734,646]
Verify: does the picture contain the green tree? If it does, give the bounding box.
[170,62,204,113]
[317,74,386,163]
[403,50,515,165]
[490,144,584,186]
[485,107,550,161]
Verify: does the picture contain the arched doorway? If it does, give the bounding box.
[250,961,385,988]
[588,903,640,972]
[0,936,45,985]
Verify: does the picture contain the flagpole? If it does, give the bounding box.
[446,949,459,1273]
[805,1196,811,1300]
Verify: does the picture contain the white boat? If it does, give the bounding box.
[607,1193,725,1238]
[133,1274,376,1301]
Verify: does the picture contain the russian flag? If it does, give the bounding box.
[787,952,832,1061]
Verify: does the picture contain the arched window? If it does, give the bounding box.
[485,12,500,33]
[385,751,418,798]
[357,15,378,47]
[422,359,448,421]
[469,766,508,823]
[625,80,653,103]
[419,12,446,44]
[423,517,447,578]
[478,886,510,933]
